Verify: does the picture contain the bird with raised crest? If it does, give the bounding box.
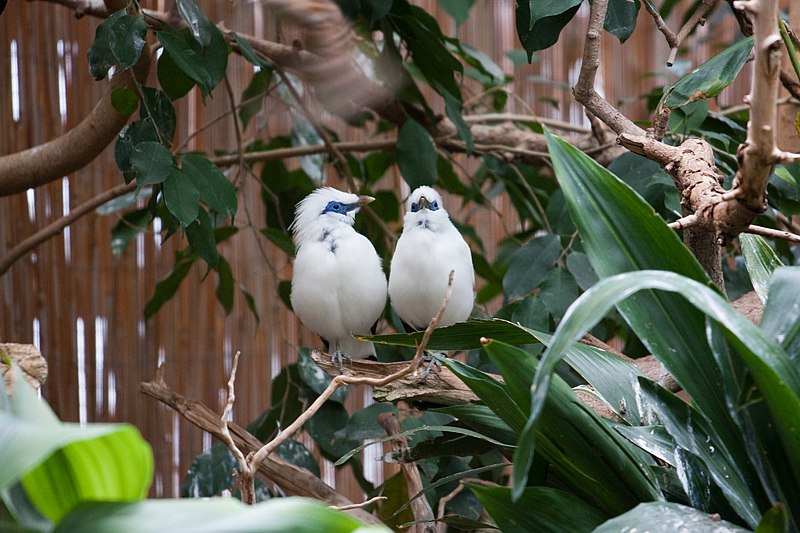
[290,187,387,371]
[388,186,475,332]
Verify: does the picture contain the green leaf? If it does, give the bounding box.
[115,120,160,182]
[162,167,200,226]
[240,285,260,323]
[756,503,789,533]
[185,207,219,267]
[140,87,177,144]
[516,0,581,60]
[297,349,347,404]
[144,253,195,318]
[239,69,273,129]
[110,87,139,115]
[444,90,473,152]
[519,270,800,524]
[157,29,213,93]
[214,257,233,313]
[230,32,270,69]
[604,0,640,43]
[760,267,800,365]
[87,10,147,79]
[55,498,384,533]
[740,234,783,304]
[594,502,750,533]
[663,37,754,108]
[157,48,196,100]
[396,118,437,189]
[131,142,173,185]
[176,0,213,47]
[181,443,236,498]
[502,235,561,300]
[260,227,296,256]
[470,485,606,533]
[538,267,580,320]
[439,0,474,25]
[110,209,152,258]
[180,154,237,218]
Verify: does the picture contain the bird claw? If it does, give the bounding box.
[417,351,443,381]
[331,351,351,374]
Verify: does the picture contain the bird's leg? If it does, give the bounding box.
[418,351,444,380]
[330,343,351,374]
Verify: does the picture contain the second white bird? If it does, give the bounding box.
[389,186,475,330]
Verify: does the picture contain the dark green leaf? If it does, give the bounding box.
[761,267,800,365]
[157,49,196,100]
[276,439,320,477]
[260,227,296,256]
[176,0,212,47]
[239,69,273,129]
[140,87,177,144]
[144,253,195,318]
[756,503,789,533]
[157,29,213,92]
[444,90,473,152]
[471,485,606,533]
[87,11,147,79]
[396,118,437,189]
[181,443,236,498]
[566,251,599,290]
[538,267,580,321]
[594,502,750,533]
[115,120,160,181]
[604,0,640,43]
[198,25,228,91]
[307,402,359,459]
[240,285,260,323]
[297,349,347,403]
[439,0,474,25]
[663,37,754,108]
[180,154,237,218]
[110,209,152,258]
[516,1,581,60]
[362,0,392,22]
[87,10,126,79]
[740,234,783,304]
[214,257,233,313]
[162,167,200,226]
[185,207,219,267]
[131,142,173,185]
[502,235,561,300]
[110,87,139,115]
[230,32,270,69]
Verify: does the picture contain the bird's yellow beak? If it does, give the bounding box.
[357,195,375,206]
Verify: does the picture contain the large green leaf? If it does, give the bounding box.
[502,235,561,300]
[663,37,754,108]
[471,485,607,533]
[396,118,437,189]
[518,270,800,526]
[740,234,783,304]
[180,153,237,219]
[593,502,750,533]
[604,0,640,43]
[761,267,800,364]
[0,371,153,525]
[87,10,148,79]
[162,167,200,226]
[544,129,753,499]
[55,498,388,533]
[516,1,581,60]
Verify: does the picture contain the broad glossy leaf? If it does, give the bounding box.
[131,142,173,185]
[740,234,783,304]
[144,252,195,318]
[593,502,750,533]
[214,256,233,313]
[471,485,606,533]
[396,118,437,189]
[538,267,580,321]
[139,87,177,144]
[276,439,320,478]
[162,167,200,226]
[433,404,518,446]
[444,90,473,152]
[604,0,639,42]
[761,267,800,364]
[181,443,236,498]
[55,498,385,533]
[239,70,273,130]
[516,1,581,60]
[157,49,196,100]
[110,87,138,115]
[230,32,270,69]
[176,0,212,47]
[157,29,213,92]
[87,11,146,79]
[297,349,347,403]
[615,425,676,465]
[519,271,800,525]
[439,0,474,25]
[663,37,754,108]
[502,235,561,300]
[180,154,237,218]
[115,120,160,182]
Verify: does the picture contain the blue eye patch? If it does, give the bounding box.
[322,200,357,215]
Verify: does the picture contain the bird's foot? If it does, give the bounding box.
[417,351,444,380]
[331,351,351,374]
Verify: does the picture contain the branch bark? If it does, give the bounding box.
[0,49,150,197]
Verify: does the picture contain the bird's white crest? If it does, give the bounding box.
[389,186,475,330]
[290,187,387,360]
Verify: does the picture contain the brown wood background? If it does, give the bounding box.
[0,0,762,503]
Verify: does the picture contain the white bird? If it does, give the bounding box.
[290,187,387,369]
[388,186,475,331]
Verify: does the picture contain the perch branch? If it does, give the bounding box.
[139,365,383,525]
[217,351,255,504]
[668,0,719,66]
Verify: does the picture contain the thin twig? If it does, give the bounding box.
[744,224,800,243]
[217,351,255,504]
[668,214,700,230]
[667,0,719,66]
[331,496,387,512]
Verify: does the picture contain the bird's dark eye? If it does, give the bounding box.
[429,200,439,211]
[410,202,419,213]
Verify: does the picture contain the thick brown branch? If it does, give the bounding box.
[0,50,150,197]
[138,367,383,526]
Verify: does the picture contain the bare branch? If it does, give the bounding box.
[744,224,800,243]
[668,0,719,66]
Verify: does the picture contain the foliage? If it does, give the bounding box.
[39,0,800,530]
